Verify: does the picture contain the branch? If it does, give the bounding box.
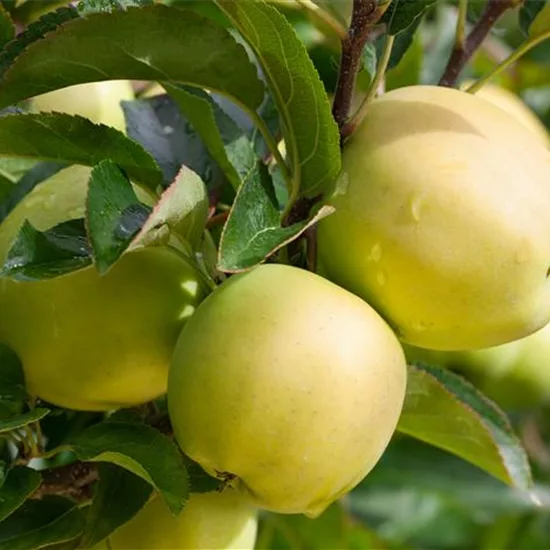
[32,461,98,502]
[438,0,519,87]
[331,0,381,141]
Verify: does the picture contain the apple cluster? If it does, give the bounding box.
[1,81,550,547]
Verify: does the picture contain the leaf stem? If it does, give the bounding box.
[294,0,347,40]
[455,0,468,49]
[346,33,395,133]
[438,0,519,87]
[466,30,550,93]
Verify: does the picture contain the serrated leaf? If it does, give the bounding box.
[85,160,148,274]
[128,165,208,253]
[77,0,153,16]
[1,219,92,281]
[0,344,26,402]
[217,0,341,198]
[382,0,436,36]
[164,84,256,191]
[0,113,162,191]
[0,496,85,550]
[0,5,264,114]
[218,162,334,272]
[80,463,152,548]
[0,408,49,433]
[67,421,189,514]
[0,4,14,50]
[520,0,550,36]
[0,6,79,77]
[121,94,226,190]
[0,467,41,523]
[398,363,532,491]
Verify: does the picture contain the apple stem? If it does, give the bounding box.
[438,0,519,88]
[332,0,388,143]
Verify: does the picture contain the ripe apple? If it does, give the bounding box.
[0,166,206,411]
[105,490,258,549]
[405,322,550,410]
[29,80,135,132]
[168,264,407,517]
[461,80,549,146]
[317,85,550,351]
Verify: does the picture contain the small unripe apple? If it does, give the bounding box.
[318,85,550,351]
[406,322,550,410]
[29,81,135,132]
[461,80,549,146]
[106,490,258,549]
[168,264,407,517]
[0,166,206,411]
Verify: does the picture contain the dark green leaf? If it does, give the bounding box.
[0,496,85,550]
[385,21,423,89]
[1,219,92,281]
[0,344,26,402]
[218,163,333,272]
[165,84,256,191]
[520,0,550,36]
[67,421,189,514]
[0,467,41,523]
[0,4,14,50]
[0,408,49,433]
[0,113,162,191]
[85,161,146,274]
[80,463,152,548]
[122,94,227,191]
[398,363,533,491]
[185,458,221,494]
[128,165,208,253]
[383,11,423,71]
[0,5,264,114]
[217,0,341,198]
[382,0,436,36]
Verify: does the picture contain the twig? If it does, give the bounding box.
[438,0,520,87]
[32,461,98,502]
[331,0,383,140]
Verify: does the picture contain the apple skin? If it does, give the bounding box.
[105,490,258,550]
[168,264,407,517]
[0,166,206,411]
[405,321,550,410]
[317,85,550,351]
[29,80,135,132]
[462,80,549,146]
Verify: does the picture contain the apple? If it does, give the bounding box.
[105,490,258,549]
[168,263,407,517]
[461,80,549,146]
[0,165,206,411]
[29,80,135,132]
[317,85,550,351]
[405,322,550,410]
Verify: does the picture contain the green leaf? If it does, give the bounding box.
[520,0,550,36]
[217,163,334,272]
[1,219,92,281]
[385,21,423,89]
[185,458,220,494]
[359,43,378,85]
[217,0,341,198]
[0,345,26,403]
[382,0,436,36]
[398,363,533,491]
[128,165,209,253]
[0,496,85,550]
[0,4,14,50]
[383,11,423,72]
[77,0,154,16]
[0,408,49,433]
[121,94,226,190]
[0,113,162,191]
[0,467,41,523]
[85,160,147,274]
[67,421,189,514]
[80,463,152,548]
[164,84,256,191]
[0,5,264,114]
[0,158,37,185]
